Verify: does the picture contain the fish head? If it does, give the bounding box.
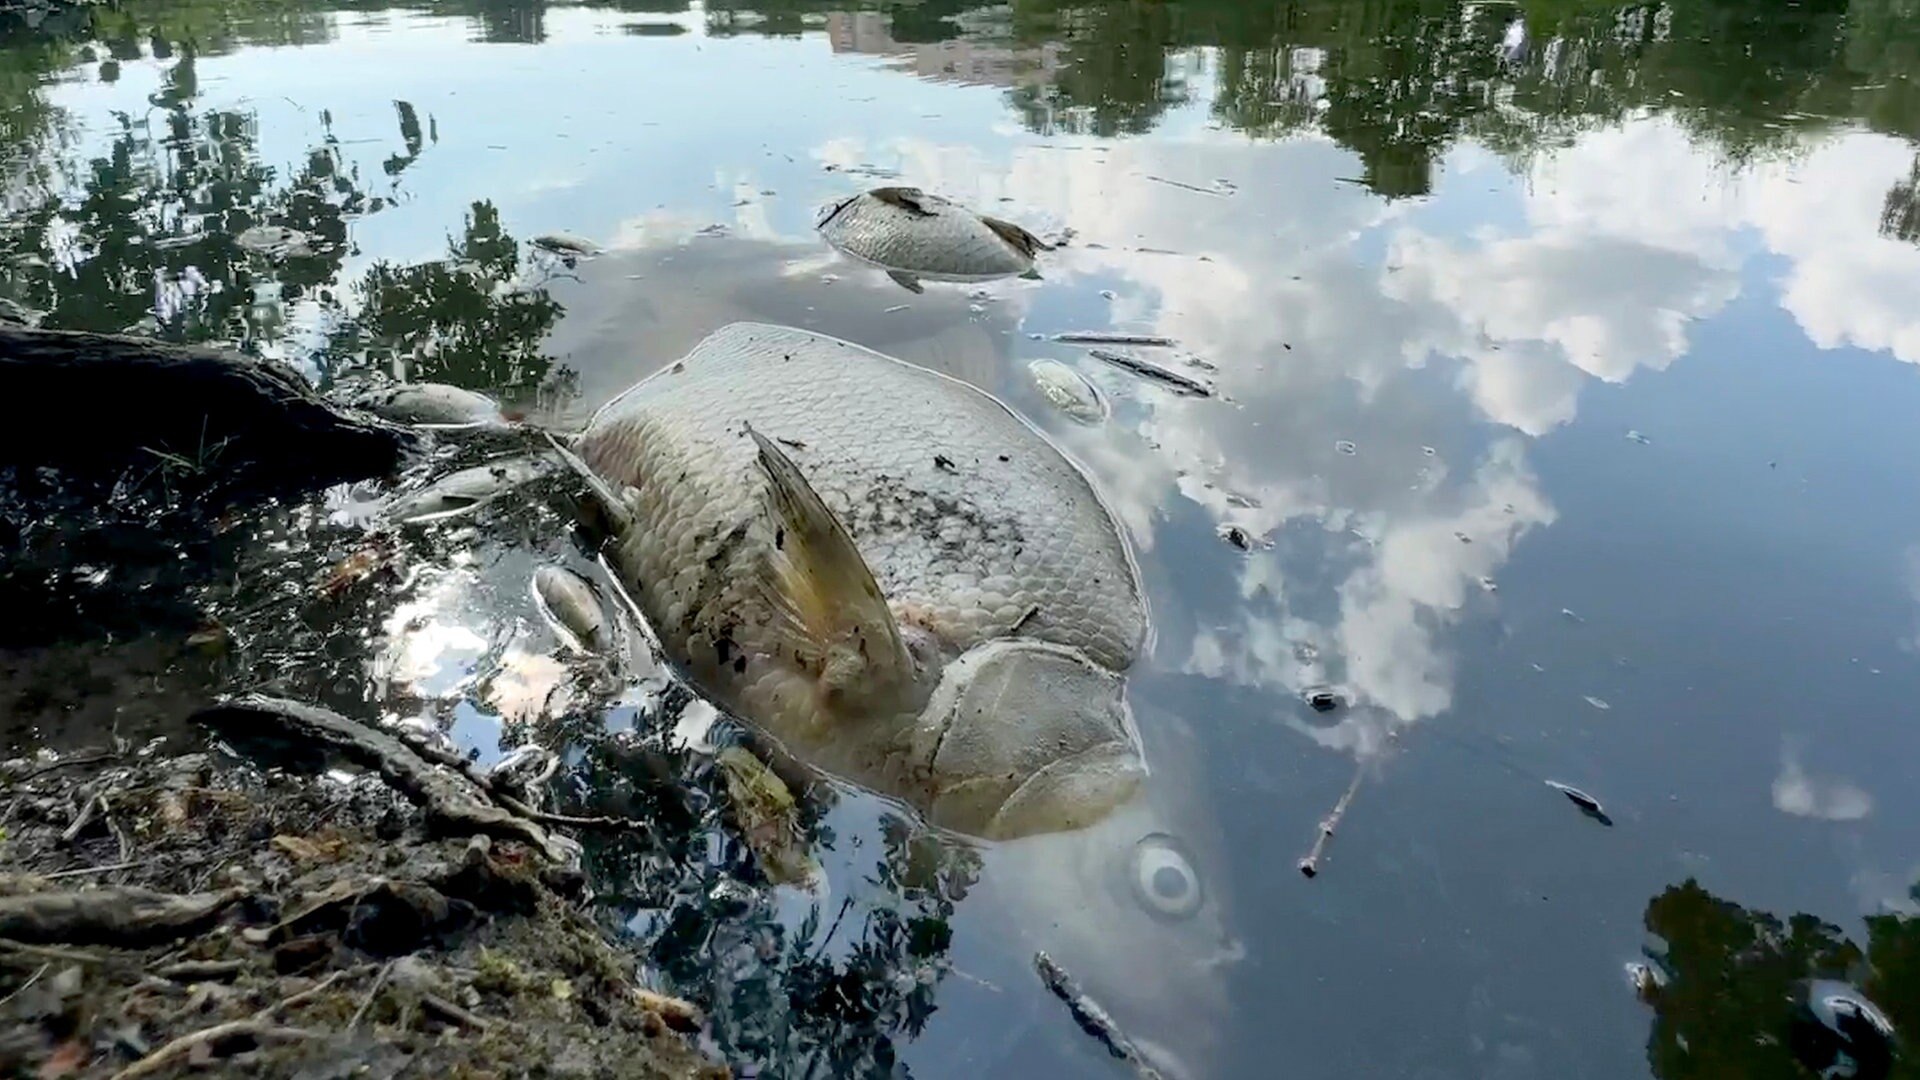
[969,702,1239,1080]
[912,639,1146,841]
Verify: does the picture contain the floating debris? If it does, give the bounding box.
[1423,446,1437,457]
[1034,952,1167,1080]
[1304,688,1343,713]
[1052,331,1177,347]
[1561,608,1584,622]
[716,746,819,887]
[1027,358,1107,425]
[1583,695,1611,711]
[1219,524,1253,551]
[1545,781,1613,826]
[1299,760,1366,878]
[1143,174,1226,196]
[1478,576,1498,593]
[1085,348,1212,397]
[1334,440,1357,456]
[1626,429,1652,445]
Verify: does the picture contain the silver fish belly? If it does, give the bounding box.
[816,187,1045,282]
[574,322,1147,838]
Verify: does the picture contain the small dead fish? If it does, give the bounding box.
[1027,358,1107,425]
[380,455,554,524]
[532,565,609,653]
[817,186,1046,285]
[352,382,506,428]
[1052,332,1177,348]
[235,224,312,256]
[531,232,602,257]
[1545,781,1612,825]
[1086,349,1213,398]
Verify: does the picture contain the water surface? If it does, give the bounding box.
[4,0,1920,1076]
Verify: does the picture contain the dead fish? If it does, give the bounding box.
[530,232,602,257]
[351,382,507,428]
[1027,358,1107,425]
[816,186,1048,293]
[1545,781,1612,825]
[1086,349,1214,397]
[563,322,1147,841]
[380,455,555,524]
[531,565,608,653]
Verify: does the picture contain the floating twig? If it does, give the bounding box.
[1143,174,1223,196]
[1034,952,1166,1080]
[1052,331,1176,347]
[1085,349,1213,397]
[1299,760,1366,879]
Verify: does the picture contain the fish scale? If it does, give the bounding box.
[575,322,1144,770]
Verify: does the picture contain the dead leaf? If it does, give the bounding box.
[38,1040,87,1079]
[185,619,230,654]
[318,541,395,599]
[550,977,573,1001]
[271,831,347,864]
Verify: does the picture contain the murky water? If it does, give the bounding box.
[5,0,1920,1076]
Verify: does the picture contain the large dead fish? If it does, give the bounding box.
[560,322,1147,840]
[816,186,1049,294]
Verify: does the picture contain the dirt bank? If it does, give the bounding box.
[0,725,729,1079]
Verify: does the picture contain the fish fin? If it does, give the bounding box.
[815,192,860,231]
[542,431,633,532]
[870,186,937,217]
[887,269,926,295]
[981,214,1049,258]
[743,424,916,710]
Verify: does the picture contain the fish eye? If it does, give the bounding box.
[1130,834,1202,920]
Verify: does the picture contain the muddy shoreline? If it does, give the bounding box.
[0,727,727,1078]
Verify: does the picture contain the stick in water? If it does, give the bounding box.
[1085,349,1213,398]
[1033,952,1167,1080]
[1298,758,1366,879]
[1052,332,1177,347]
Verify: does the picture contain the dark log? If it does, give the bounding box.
[0,327,419,490]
